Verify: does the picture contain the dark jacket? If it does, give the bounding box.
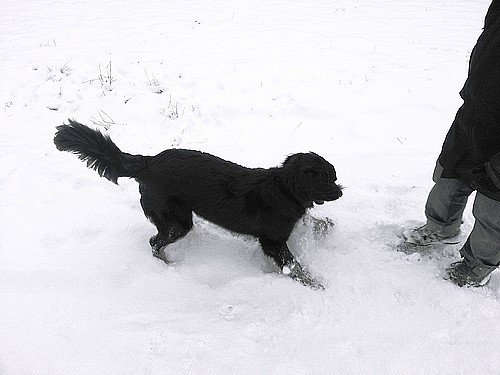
[438,0,500,201]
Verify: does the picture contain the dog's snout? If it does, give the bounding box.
[331,184,343,200]
[333,189,342,200]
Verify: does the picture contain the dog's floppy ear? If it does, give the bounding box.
[259,177,304,217]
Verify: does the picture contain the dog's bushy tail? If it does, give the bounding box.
[54,119,149,184]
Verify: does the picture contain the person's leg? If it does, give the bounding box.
[459,192,500,275]
[404,163,474,245]
[424,163,474,237]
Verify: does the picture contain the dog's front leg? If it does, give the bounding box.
[258,238,294,268]
[259,238,324,290]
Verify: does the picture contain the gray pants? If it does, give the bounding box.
[426,164,500,277]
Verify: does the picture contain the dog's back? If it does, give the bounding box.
[145,148,280,235]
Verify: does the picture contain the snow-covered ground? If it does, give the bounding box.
[2,0,500,374]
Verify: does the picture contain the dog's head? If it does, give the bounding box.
[282,152,342,208]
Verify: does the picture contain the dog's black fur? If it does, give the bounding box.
[54,120,342,288]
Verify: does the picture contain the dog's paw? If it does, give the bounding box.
[283,262,325,290]
[150,236,170,264]
[152,247,170,264]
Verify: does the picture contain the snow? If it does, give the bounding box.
[1,0,500,374]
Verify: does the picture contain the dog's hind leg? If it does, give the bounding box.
[259,238,325,290]
[148,218,192,263]
[140,189,193,262]
[152,211,193,262]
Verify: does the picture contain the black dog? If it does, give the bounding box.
[54,120,342,289]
